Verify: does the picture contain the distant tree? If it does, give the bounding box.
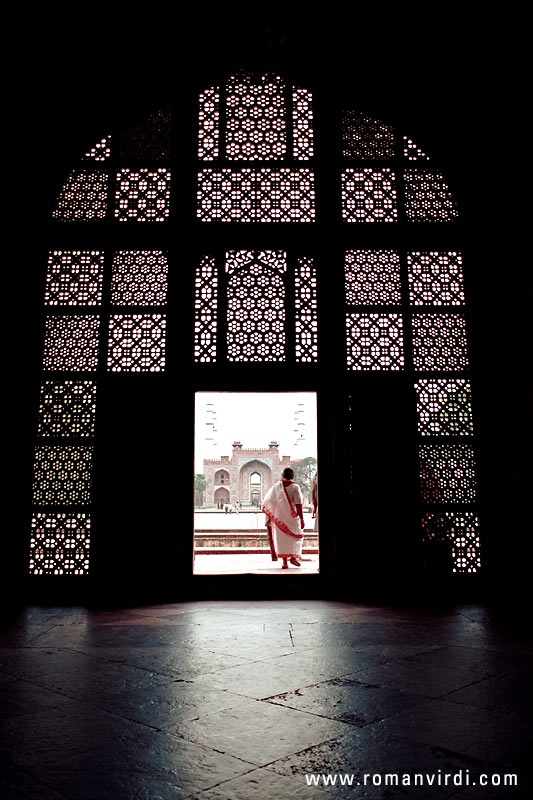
[292,457,317,502]
[195,474,207,507]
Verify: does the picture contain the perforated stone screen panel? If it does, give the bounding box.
[38,380,97,438]
[29,513,91,575]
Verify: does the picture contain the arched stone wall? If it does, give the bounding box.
[214,487,230,505]
[239,459,272,506]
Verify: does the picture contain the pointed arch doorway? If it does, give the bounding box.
[193,392,319,574]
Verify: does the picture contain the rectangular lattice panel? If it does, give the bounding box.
[198,88,220,160]
[197,169,316,222]
[226,74,286,160]
[345,251,401,305]
[292,89,314,160]
[42,316,100,371]
[414,379,473,436]
[227,255,286,361]
[346,313,404,370]
[421,512,481,573]
[119,108,171,159]
[341,112,395,159]
[194,256,218,362]
[38,380,97,437]
[52,170,108,221]
[404,170,458,221]
[111,251,168,306]
[419,443,477,503]
[341,169,398,222]
[107,314,166,372]
[115,169,171,222]
[411,314,469,371]
[295,257,318,362]
[32,445,93,504]
[29,512,91,575]
[44,251,104,306]
[408,251,465,306]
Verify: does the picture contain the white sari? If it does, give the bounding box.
[262,479,304,558]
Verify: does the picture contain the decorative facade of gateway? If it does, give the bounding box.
[203,442,294,508]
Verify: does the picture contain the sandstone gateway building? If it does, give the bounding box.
[203,442,298,508]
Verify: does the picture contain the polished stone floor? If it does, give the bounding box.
[1,601,531,798]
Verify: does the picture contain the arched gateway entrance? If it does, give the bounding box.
[25,68,481,591]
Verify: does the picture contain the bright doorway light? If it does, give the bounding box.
[194,392,319,575]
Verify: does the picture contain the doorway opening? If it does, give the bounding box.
[193,392,319,574]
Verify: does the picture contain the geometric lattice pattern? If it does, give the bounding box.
[345,251,401,305]
[227,253,286,362]
[44,251,104,306]
[197,168,316,222]
[292,89,314,160]
[408,251,465,306]
[194,256,218,363]
[421,512,481,573]
[341,112,395,159]
[414,379,473,436]
[412,314,469,371]
[403,137,429,160]
[32,445,93,505]
[419,443,477,503]
[37,380,97,438]
[119,108,172,160]
[52,170,108,221]
[226,250,286,275]
[405,170,458,221]
[226,74,286,161]
[295,257,318,362]
[83,136,111,161]
[198,88,220,161]
[341,169,398,222]
[42,316,100,371]
[346,313,404,370]
[29,512,91,575]
[114,169,171,222]
[107,314,166,372]
[110,251,168,306]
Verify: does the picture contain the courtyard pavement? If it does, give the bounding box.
[194,553,320,575]
[194,510,315,531]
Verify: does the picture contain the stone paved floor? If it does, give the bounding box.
[194,511,315,530]
[194,553,320,574]
[1,601,531,798]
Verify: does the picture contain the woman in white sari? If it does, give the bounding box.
[263,467,305,569]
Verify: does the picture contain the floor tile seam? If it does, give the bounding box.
[172,730,268,767]
[193,674,362,699]
[0,671,87,697]
[434,692,533,721]
[65,648,213,680]
[220,645,334,663]
[18,626,64,646]
[0,664,183,697]
[262,693,430,728]
[361,726,505,768]
[257,732,362,771]
[183,765,263,795]
[0,760,76,800]
[432,673,510,701]
[365,657,507,686]
[11,643,216,682]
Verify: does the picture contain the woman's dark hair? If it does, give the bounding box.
[282,467,294,480]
